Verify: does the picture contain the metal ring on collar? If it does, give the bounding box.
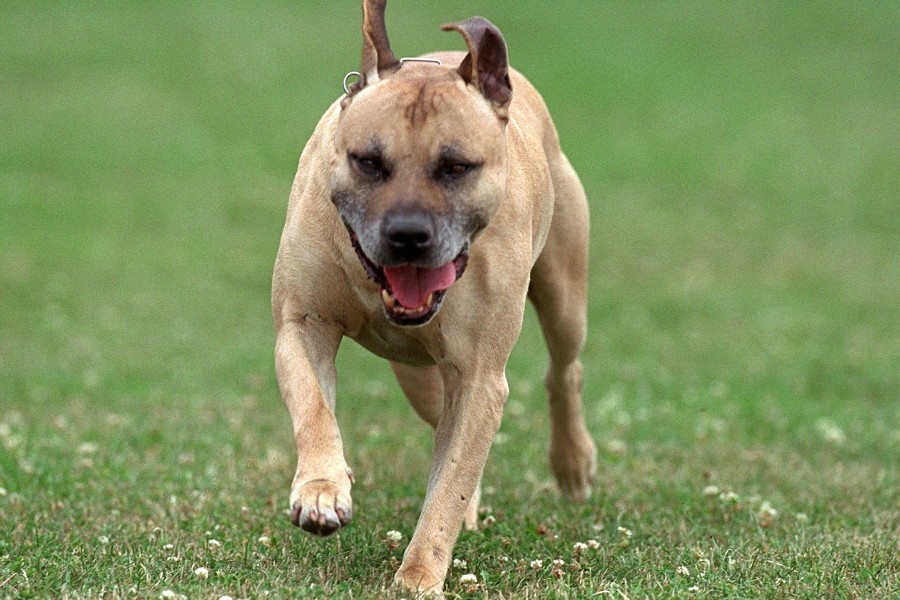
[342,71,362,95]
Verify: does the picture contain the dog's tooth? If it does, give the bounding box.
[381,289,394,307]
[425,293,434,307]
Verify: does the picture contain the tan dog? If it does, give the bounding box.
[272,0,596,594]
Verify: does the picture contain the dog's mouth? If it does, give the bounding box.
[347,228,468,326]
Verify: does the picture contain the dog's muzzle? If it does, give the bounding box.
[346,226,468,326]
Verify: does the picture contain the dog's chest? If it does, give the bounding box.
[350,318,435,367]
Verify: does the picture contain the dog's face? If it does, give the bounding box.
[331,70,508,326]
[329,14,514,327]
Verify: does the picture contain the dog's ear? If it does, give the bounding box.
[442,17,513,113]
[359,0,400,88]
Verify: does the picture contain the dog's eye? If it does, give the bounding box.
[438,162,479,180]
[349,153,388,179]
[446,164,470,177]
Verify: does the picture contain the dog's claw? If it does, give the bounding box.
[290,479,353,536]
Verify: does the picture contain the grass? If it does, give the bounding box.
[1,0,897,597]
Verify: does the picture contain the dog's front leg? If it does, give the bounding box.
[275,316,352,536]
[394,366,508,594]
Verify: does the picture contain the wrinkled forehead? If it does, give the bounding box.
[336,76,503,157]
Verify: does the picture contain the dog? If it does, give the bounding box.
[272,0,596,594]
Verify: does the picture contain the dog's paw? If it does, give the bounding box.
[549,431,597,503]
[289,477,353,536]
[394,564,445,598]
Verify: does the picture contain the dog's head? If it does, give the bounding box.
[330,0,513,327]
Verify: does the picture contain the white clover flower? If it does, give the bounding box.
[795,512,809,524]
[719,491,740,504]
[552,559,565,567]
[385,530,403,542]
[0,487,6,497]
[194,567,209,579]
[676,566,690,576]
[77,442,98,455]
[160,591,177,599]
[98,536,110,545]
[605,439,627,455]
[258,535,271,546]
[481,515,496,527]
[530,559,543,569]
[617,527,633,538]
[815,418,846,445]
[573,542,588,553]
[452,558,467,569]
[759,501,778,517]
[687,585,700,593]
[587,539,600,549]
[218,596,234,600]
[702,485,720,497]
[757,501,778,527]
[208,539,223,549]
[459,573,477,584]
[163,543,174,551]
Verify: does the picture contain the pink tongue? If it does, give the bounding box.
[383,263,457,308]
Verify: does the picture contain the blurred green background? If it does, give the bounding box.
[1,1,897,597]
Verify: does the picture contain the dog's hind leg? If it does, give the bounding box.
[391,362,482,530]
[528,153,597,502]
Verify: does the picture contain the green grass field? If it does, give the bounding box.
[1,1,897,597]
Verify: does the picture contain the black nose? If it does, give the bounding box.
[381,206,435,262]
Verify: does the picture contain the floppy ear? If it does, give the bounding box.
[441,17,513,111]
[359,0,400,88]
